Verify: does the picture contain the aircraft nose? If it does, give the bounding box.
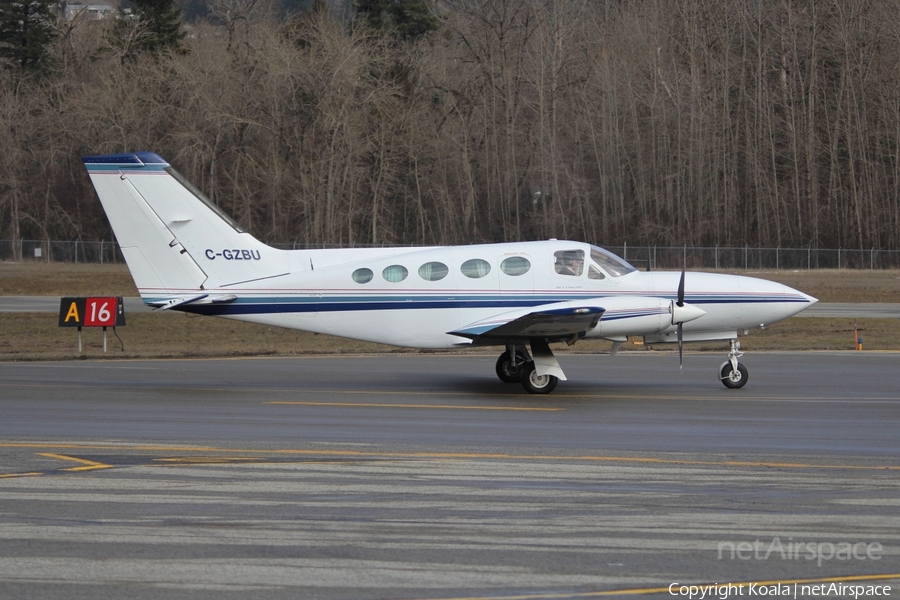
[784,284,818,317]
[738,276,817,325]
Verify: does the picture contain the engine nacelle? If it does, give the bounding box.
[587,296,704,339]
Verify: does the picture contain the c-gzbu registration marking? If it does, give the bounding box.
[204,249,262,260]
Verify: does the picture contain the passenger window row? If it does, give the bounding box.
[351,256,532,284]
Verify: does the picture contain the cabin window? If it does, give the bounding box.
[419,261,449,281]
[554,250,585,276]
[352,268,373,284]
[500,256,531,276]
[588,265,605,280]
[382,265,408,282]
[461,258,491,279]
[590,246,637,277]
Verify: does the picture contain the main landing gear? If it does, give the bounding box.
[495,344,558,394]
[719,339,748,389]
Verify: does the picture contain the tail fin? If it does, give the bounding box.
[83,153,288,299]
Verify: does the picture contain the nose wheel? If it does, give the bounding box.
[719,340,748,389]
[720,362,748,388]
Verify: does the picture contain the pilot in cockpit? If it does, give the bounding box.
[554,251,584,276]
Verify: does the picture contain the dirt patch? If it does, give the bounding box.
[0,312,400,361]
[0,262,137,296]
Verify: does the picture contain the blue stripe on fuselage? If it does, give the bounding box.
[159,293,810,317]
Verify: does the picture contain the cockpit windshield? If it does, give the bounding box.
[590,246,637,277]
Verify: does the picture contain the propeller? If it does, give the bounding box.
[670,264,706,370]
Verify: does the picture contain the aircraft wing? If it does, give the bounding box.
[449,303,604,345]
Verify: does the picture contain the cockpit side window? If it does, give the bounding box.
[554,250,584,276]
[588,265,605,280]
[590,246,637,277]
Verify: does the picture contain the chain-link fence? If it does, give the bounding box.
[2,239,899,270]
[608,245,900,270]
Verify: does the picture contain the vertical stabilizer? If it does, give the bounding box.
[83,153,288,298]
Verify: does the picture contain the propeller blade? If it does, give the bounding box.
[676,265,686,371]
[678,322,683,371]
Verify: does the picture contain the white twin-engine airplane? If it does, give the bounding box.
[84,152,817,394]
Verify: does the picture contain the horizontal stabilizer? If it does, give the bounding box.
[151,294,237,311]
[450,304,604,344]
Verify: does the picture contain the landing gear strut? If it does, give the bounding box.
[719,339,748,389]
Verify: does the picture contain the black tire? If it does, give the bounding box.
[496,350,527,383]
[521,361,558,394]
[721,362,748,389]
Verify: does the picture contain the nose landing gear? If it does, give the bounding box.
[719,339,748,389]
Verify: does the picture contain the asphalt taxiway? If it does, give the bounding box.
[1,353,898,599]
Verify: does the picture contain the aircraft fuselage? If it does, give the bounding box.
[150,240,814,349]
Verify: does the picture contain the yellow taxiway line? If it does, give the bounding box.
[263,400,561,411]
[4,381,899,403]
[37,453,114,472]
[0,443,895,472]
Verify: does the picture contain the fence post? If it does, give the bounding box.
[776,247,780,270]
[808,246,811,270]
[838,247,841,269]
[715,244,718,269]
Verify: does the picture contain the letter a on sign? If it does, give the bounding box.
[65,301,80,323]
[59,298,87,327]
